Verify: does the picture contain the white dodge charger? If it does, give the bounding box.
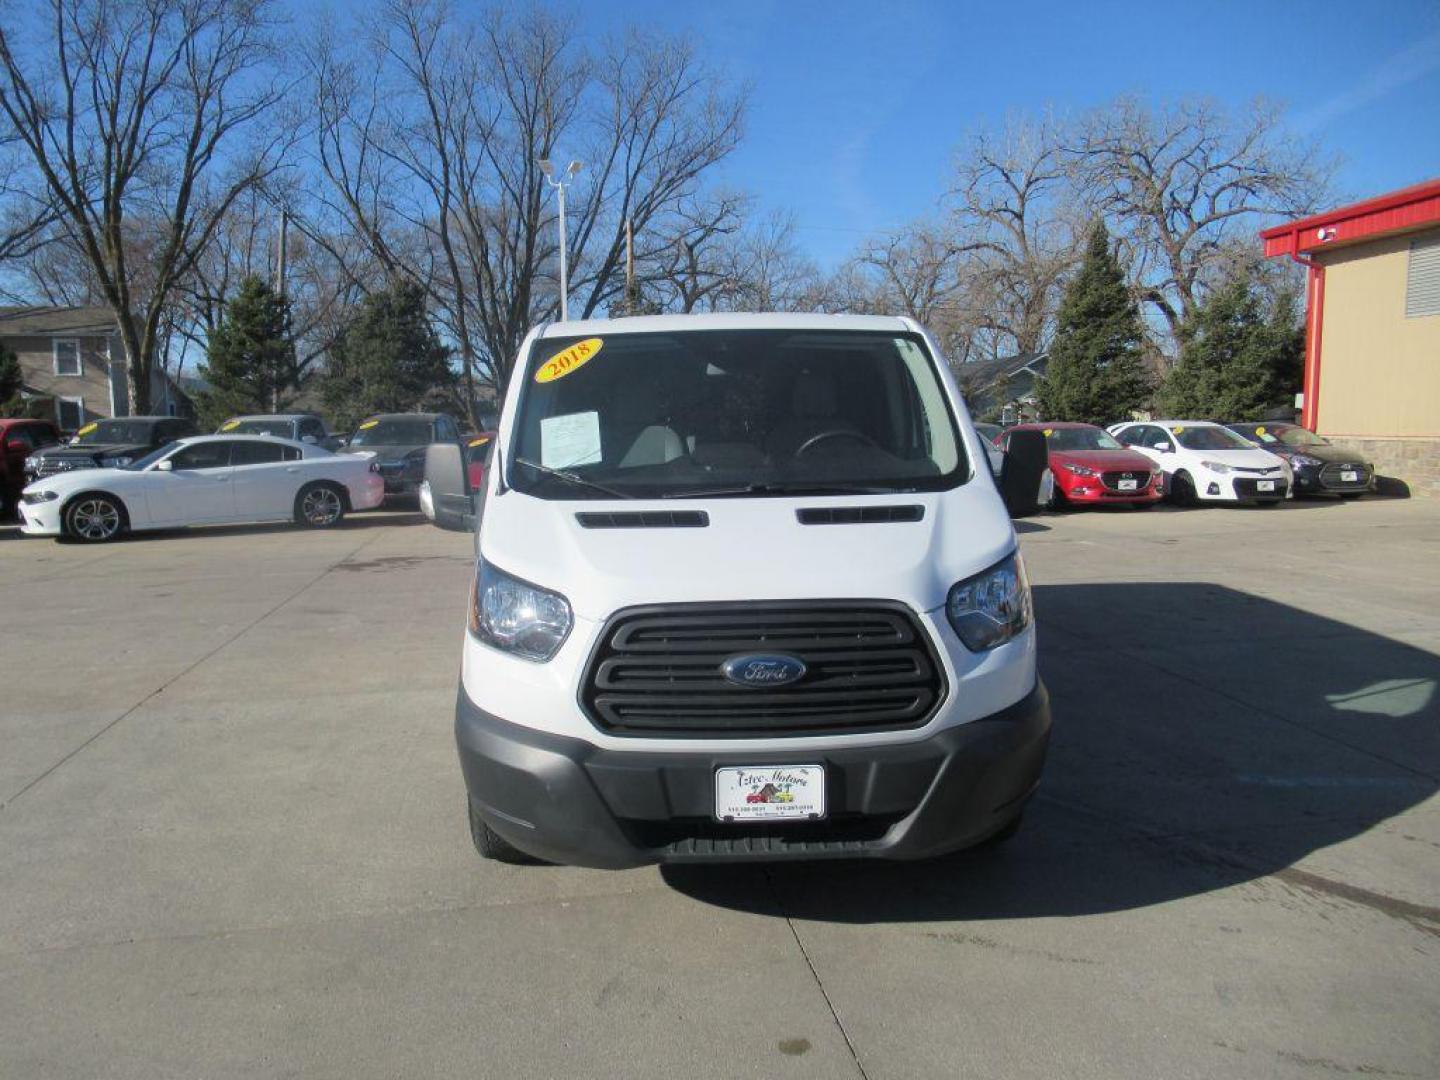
[17,434,385,542]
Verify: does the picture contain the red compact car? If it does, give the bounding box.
[996,422,1162,508]
[465,432,496,492]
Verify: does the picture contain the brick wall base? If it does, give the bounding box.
[1325,436,1440,499]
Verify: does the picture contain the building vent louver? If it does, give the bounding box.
[1405,232,1440,317]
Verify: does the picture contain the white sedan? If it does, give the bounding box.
[1108,420,1292,505]
[17,434,385,542]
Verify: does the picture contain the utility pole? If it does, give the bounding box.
[539,159,583,321]
[274,208,289,412]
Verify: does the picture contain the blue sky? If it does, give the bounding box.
[550,0,1440,267]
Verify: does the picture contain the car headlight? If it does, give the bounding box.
[24,455,39,469]
[469,558,572,662]
[1199,459,1231,475]
[1061,463,1096,476]
[946,551,1033,652]
[1289,454,1322,467]
[23,490,59,504]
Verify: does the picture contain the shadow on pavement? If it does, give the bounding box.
[663,583,1440,927]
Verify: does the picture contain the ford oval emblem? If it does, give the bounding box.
[722,654,807,688]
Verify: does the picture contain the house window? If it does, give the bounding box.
[1406,233,1440,318]
[53,339,82,376]
[57,396,85,430]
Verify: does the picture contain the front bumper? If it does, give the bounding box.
[1055,475,1162,504]
[1196,474,1289,502]
[455,679,1051,868]
[1291,461,1374,496]
[16,500,61,535]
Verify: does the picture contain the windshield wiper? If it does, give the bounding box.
[511,457,635,499]
[661,481,913,499]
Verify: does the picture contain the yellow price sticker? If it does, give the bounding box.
[220,419,241,431]
[75,422,98,436]
[357,419,379,430]
[1171,426,1185,434]
[1042,428,1053,437]
[1255,426,1266,436]
[535,338,603,384]
[468,436,491,448]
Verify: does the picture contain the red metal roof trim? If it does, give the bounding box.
[1260,177,1440,257]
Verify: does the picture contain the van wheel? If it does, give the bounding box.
[467,798,541,864]
[1168,471,1198,507]
[295,482,346,528]
[977,812,1024,849]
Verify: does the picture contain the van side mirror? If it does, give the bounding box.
[424,442,475,532]
[999,429,1047,517]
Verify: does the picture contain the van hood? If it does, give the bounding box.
[478,480,1016,621]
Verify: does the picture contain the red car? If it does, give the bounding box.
[1,417,62,519]
[466,432,496,492]
[995,422,1162,508]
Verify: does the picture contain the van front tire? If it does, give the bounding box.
[467,797,542,864]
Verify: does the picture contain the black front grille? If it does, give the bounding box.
[1319,463,1371,489]
[581,602,946,737]
[1100,470,1151,492]
[32,458,96,478]
[1234,477,1287,499]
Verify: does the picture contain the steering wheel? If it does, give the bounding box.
[793,429,880,457]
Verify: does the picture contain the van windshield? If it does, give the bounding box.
[509,329,966,499]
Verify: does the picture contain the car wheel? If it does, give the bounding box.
[1168,471,1198,507]
[295,482,346,528]
[467,797,542,864]
[63,493,126,542]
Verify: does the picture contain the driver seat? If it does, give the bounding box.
[764,370,860,459]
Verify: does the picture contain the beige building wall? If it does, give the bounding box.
[1315,228,1440,438]
[8,333,117,422]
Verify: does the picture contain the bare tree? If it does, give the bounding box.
[949,115,1086,359]
[306,0,744,417]
[1067,96,1334,339]
[0,0,291,412]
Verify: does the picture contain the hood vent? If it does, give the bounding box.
[576,510,709,529]
[796,505,924,525]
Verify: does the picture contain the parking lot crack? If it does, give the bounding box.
[0,530,390,812]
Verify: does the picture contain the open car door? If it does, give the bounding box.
[424,442,476,532]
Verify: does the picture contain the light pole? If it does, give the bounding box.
[539,158,583,321]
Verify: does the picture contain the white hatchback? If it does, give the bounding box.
[18,434,384,541]
[1108,420,1292,505]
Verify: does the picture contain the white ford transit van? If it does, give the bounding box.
[453,313,1050,867]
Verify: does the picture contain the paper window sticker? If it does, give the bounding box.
[540,411,602,469]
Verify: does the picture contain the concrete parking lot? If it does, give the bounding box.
[1,498,1437,1079]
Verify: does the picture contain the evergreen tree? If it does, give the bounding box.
[1034,221,1153,425]
[195,276,299,429]
[1158,265,1303,420]
[322,281,454,431]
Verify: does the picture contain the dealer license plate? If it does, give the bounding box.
[1341,470,1359,483]
[1257,480,1276,492]
[1118,479,1138,491]
[715,765,826,822]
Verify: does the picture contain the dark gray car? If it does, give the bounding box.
[343,412,463,499]
[218,413,342,451]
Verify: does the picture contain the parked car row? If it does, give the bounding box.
[8,408,476,541]
[976,418,1375,510]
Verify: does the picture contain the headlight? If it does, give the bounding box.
[469,558,572,662]
[1289,454,1322,467]
[1061,463,1096,476]
[24,455,39,469]
[23,490,59,504]
[1199,459,1231,475]
[946,551,1033,652]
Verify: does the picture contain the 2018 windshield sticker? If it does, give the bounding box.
[535,338,603,384]
[469,436,491,448]
[1171,426,1185,434]
[220,419,241,431]
[357,419,379,430]
[75,422,97,436]
[1255,426,1266,436]
[1043,428,1053,437]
